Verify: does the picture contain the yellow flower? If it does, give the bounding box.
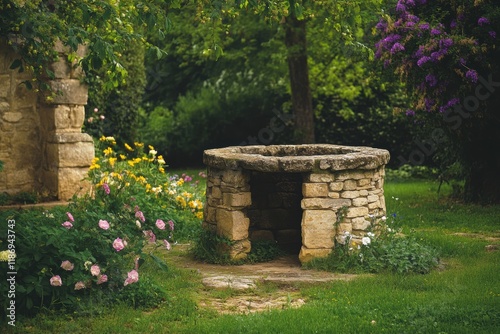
[103,147,113,156]
[148,145,155,150]
[195,211,204,219]
[109,157,117,167]
[159,167,165,174]
[91,157,100,164]
[145,184,152,192]
[134,142,144,148]
[120,154,127,160]
[90,163,101,170]
[99,135,106,142]
[124,143,134,151]
[133,158,142,164]
[177,179,184,186]
[182,191,193,199]
[157,155,166,165]
[127,160,135,167]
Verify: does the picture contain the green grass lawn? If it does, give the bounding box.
[4,178,500,333]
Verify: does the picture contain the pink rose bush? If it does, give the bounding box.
[50,275,62,286]
[99,219,110,230]
[124,269,139,286]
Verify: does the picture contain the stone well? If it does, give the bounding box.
[203,144,390,263]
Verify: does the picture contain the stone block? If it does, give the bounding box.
[299,247,332,263]
[340,190,360,199]
[46,140,94,168]
[216,209,249,241]
[329,182,343,191]
[343,179,358,191]
[221,169,249,187]
[301,198,351,210]
[44,79,88,105]
[352,217,371,230]
[358,178,371,186]
[57,167,92,200]
[2,112,22,123]
[346,206,369,218]
[301,210,336,249]
[308,173,335,183]
[302,182,329,197]
[352,197,368,207]
[367,195,379,203]
[211,186,222,199]
[49,56,71,79]
[223,192,252,207]
[328,192,340,199]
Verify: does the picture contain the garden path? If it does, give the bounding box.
[165,245,357,314]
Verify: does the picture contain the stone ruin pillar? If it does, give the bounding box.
[38,41,94,200]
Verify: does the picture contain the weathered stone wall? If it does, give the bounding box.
[0,39,94,200]
[203,145,390,264]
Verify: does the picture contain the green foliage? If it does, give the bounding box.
[192,230,284,265]
[0,138,205,318]
[386,164,439,180]
[306,213,440,274]
[85,41,146,146]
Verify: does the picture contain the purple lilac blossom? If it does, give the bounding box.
[413,46,425,58]
[417,56,431,67]
[406,14,419,22]
[478,17,490,26]
[489,31,496,39]
[459,58,467,66]
[391,43,405,54]
[439,38,453,48]
[450,20,457,29]
[406,21,416,28]
[419,23,430,30]
[396,2,406,12]
[406,0,415,6]
[376,20,388,32]
[425,74,438,87]
[406,109,416,117]
[430,28,441,35]
[466,69,478,83]
[457,13,465,21]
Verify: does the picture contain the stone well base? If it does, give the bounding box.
[203,144,390,263]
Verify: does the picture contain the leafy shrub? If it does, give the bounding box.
[0,138,205,317]
[306,213,440,274]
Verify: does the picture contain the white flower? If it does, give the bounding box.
[149,149,157,156]
[362,237,371,246]
[381,216,387,221]
[367,232,375,238]
[135,220,142,229]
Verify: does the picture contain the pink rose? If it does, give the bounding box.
[66,212,74,222]
[50,275,62,286]
[155,219,166,230]
[98,219,110,230]
[60,260,74,271]
[124,269,139,286]
[163,239,171,251]
[90,264,101,276]
[113,237,126,251]
[143,230,156,243]
[103,183,110,195]
[97,274,108,284]
[61,221,73,229]
[168,220,175,231]
[74,281,86,290]
[135,210,145,222]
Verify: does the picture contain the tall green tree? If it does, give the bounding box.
[203,0,383,143]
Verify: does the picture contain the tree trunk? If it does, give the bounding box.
[462,97,500,203]
[285,15,315,144]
